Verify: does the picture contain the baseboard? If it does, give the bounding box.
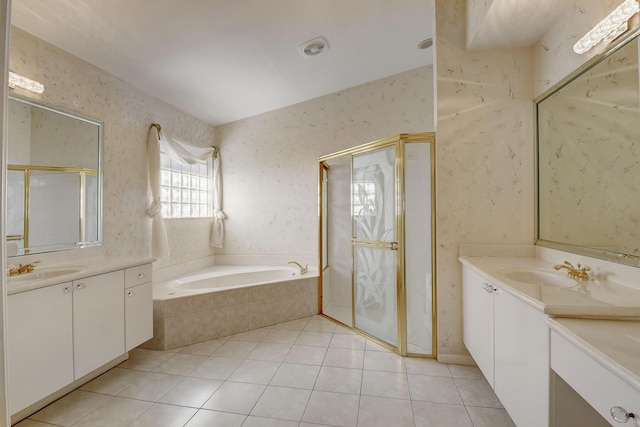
[437,353,476,366]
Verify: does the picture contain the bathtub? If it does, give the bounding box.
[144,264,319,350]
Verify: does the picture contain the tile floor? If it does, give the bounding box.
[16,315,515,427]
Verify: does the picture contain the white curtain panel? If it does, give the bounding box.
[147,126,225,258]
[146,126,170,259]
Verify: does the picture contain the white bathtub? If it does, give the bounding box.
[146,264,320,350]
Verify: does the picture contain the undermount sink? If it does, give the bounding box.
[499,268,577,288]
[8,266,86,282]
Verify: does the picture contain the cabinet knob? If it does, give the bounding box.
[610,406,635,423]
[138,273,145,279]
[76,283,87,290]
[127,291,136,297]
[63,285,73,294]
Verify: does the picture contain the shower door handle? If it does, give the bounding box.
[351,238,398,250]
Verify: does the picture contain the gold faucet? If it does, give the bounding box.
[8,260,40,276]
[288,261,308,275]
[554,261,590,281]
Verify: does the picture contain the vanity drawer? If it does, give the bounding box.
[551,330,640,426]
[125,264,152,289]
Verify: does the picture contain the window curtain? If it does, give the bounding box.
[147,125,225,259]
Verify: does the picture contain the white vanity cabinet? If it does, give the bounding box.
[73,270,125,378]
[7,260,153,420]
[8,282,74,414]
[462,266,550,427]
[124,264,153,351]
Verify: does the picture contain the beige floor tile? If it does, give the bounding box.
[247,342,293,362]
[448,364,485,379]
[70,396,152,427]
[261,328,301,344]
[357,395,414,427]
[202,381,266,414]
[14,420,56,427]
[128,403,197,427]
[242,416,299,426]
[79,367,147,395]
[152,353,208,376]
[330,333,366,350]
[228,359,280,384]
[454,378,503,408]
[117,372,183,401]
[118,348,174,371]
[270,363,320,389]
[302,390,360,427]
[179,339,227,356]
[364,351,407,372]
[408,375,463,405]
[272,317,310,330]
[189,356,243,380]
[295,331,333,347]
[333,324,357,335]
[303,317,337,333]
[405,357,452,377]
[365,340,391,352]
[314,366,362,394]
[412,401,473,427]
[466,406,516,427]
[29,390,110,426]
[361,370,410,399]
[213,340,259,358]
[250,385,312,421]
[228,327,272,342]
[284,345,327,365]
[184,409,245,427]
[158,377,223,407]
[323,347,365,369]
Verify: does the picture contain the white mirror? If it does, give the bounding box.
[6,94,103,255]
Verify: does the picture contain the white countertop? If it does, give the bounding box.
[7,256,154,295]
[549,318,640,393]
[459,256,640,318]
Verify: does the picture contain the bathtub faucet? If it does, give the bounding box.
[288,261,308,275]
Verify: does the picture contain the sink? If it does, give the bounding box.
[8,266,85,282]
[499,268,577,288]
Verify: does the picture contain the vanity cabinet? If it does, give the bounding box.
[462,266,550,427]
[7,262,153,418]
[73,271,125,378]
[8,282,74,414]
[124,264,153,351]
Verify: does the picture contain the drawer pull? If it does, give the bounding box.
[610,406,635,423]
[138,273,145,279]
[127,291,136,297]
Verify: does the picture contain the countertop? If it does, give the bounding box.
[7,256,154,295]
[549,317,640,393]
[459,256,640,318]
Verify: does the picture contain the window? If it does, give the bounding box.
[159,152,212,218]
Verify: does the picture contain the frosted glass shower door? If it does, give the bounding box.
[322,156,353,326]
[352,146,398,347]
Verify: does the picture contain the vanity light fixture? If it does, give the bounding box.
[8,71,45,94]
[573,0,640,54]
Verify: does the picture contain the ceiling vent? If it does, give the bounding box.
[299,36,330,57]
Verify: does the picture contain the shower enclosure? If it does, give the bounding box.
[319,133,436,357]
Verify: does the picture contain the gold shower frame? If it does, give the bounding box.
[317,132,437,358]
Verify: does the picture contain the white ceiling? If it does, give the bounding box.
[11,0,434,125]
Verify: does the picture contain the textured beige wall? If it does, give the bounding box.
[435,0,535,358]
[216,65,434,257]
[10,27,216,266]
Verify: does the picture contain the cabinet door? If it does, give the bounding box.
[73,270,125,379]
[462,267,495,387]
[8,283,74,414]
[125,282,153,351]
[494,286,549,427]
